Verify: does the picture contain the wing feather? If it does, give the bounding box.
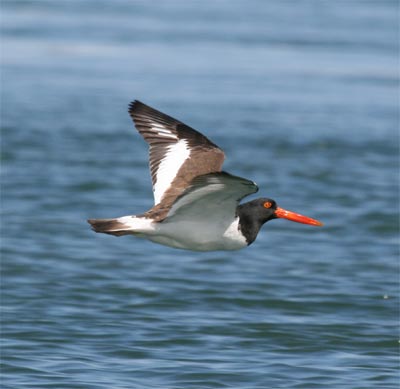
[166,172,259,221]
[129,101,225,205]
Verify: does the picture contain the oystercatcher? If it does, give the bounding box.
[88,101,322,251]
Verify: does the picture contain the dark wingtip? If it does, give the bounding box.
[128,100,147,116]
[128,100,180,128]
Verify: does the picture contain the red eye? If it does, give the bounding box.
[263,201,272,209]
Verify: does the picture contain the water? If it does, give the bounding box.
[1,1,399,388]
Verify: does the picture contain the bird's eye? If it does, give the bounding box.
[263,201,272,209]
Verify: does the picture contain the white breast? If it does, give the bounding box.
[149,217,247,251]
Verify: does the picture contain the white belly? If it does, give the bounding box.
[149,217,247,251]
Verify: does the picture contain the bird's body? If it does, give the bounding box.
[106,213,246,252]
[88,101,322,251]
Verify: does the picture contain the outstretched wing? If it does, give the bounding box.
[165,172,259,222]
[129,101,225,205]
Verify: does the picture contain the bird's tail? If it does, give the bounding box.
[88,217,135,237]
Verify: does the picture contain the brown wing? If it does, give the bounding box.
[129,101,225,213]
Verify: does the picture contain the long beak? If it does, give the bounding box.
[275,207,323,226]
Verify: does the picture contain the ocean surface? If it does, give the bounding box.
[1,1,399,388]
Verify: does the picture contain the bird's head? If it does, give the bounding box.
[239,198,323,227]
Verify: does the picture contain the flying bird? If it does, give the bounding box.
[88,101,322,251]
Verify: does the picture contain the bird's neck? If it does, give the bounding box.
[236,204,264,245]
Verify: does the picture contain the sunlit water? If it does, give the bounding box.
[2,1,399,388]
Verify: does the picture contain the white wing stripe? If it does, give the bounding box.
[151,123,173,132]
[150,123,178,139]
[154,132,177,139]
[153,139,190,204]
[151,123,168,129]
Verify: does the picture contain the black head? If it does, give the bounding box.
[237,197,323,245]
[237,198,278,225]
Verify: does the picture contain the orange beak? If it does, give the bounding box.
[274,207,323,226]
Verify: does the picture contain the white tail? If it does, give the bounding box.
[88,216,154,237]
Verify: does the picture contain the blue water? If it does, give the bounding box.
[1,1,399,388]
